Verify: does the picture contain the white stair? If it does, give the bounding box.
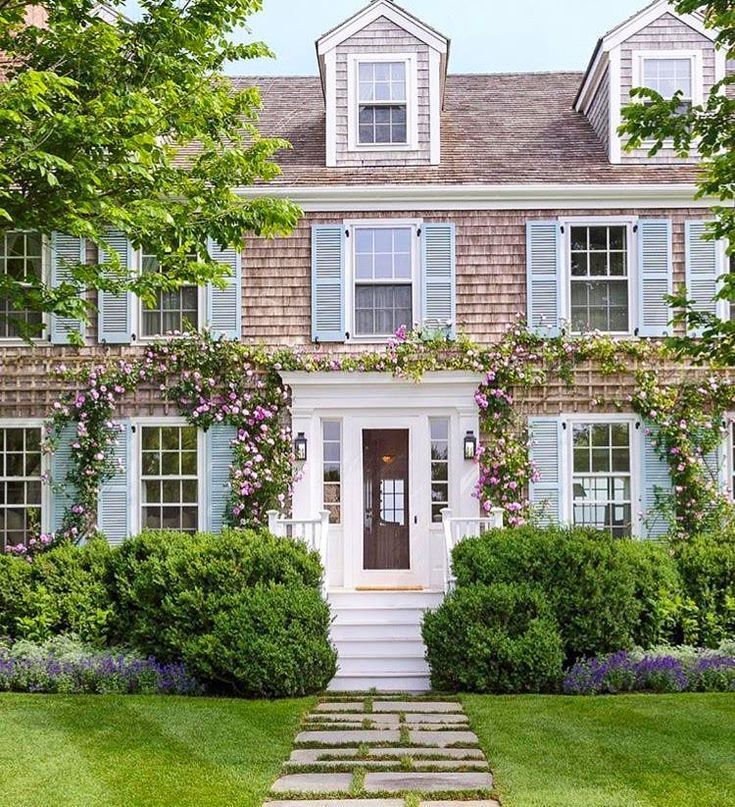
[326,590,445,693]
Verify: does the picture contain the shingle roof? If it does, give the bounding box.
[181,72,700,186]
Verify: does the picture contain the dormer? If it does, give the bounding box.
[575,0,724,164]
[316,0,449,168]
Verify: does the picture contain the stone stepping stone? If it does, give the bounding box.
[285,759,490,771]
[404,713,469,725]
[364,771,493,793]
[373,701,462,713]
[305,713,400,726]
[408,730,480,747]
[267,802,404,807]
[314,702,368,713]
[289,747,486,763]
[295,729,401,745]
[270,773,352,794]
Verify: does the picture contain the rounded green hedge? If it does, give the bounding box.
[422,582,564,693]
[450,526,682,662]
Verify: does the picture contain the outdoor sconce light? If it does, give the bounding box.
[294,432,308,462]
[464,430,478,461]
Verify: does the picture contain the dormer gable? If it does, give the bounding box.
[575,0,723,165]
[316,0,449,168]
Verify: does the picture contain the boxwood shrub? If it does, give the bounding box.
[450,526,682,662]
[0,539,114,645]
[422,582,564,693]
[109,529,336,696]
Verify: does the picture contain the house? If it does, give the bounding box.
[0,0,730,691]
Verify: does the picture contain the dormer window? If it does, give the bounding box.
[358,61,408,145]
[347,54,417,152]
[632,50,703,113]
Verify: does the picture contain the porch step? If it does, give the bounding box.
[327,590,444,692]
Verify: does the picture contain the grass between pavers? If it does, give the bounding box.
[463,692,735,807]
[0,693,314,807]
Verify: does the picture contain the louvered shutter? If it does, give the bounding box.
[703,440,725,491]
[685,221,720,336]
[421,223,456,338]
[206,424,236,533]
[50,232,85,345]
[527,221,561,336]
[97,421,131,545]
[207,240,242,340]
[528,417,563,525]
[637,219,673,337]
[98,230,133,344]
[640,423,672,540]
[311,225,345,342]
[50,424,77,533]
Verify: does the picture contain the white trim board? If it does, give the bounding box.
[316,0,448,57]
[236,183,710,211]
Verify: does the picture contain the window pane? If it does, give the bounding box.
[0,427,43,550]
[141,425,199,533]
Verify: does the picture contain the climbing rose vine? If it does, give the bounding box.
[6,324,735,555]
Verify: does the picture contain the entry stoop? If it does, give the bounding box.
[327,590,445,692]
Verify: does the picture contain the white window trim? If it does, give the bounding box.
[0,233,51,345]
[134,248,207,342]
[0,418,49,536]
[129,418,206,535]
[631,50,705,107]
[346,53,419,153]
[561,413,641,538]
[344,217,423,344]
[321,418,343,525]
[560,216,639,337]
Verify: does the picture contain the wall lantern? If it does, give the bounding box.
[464,430,478,461]
[294,432,308,462]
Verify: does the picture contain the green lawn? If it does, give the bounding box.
[0,694,313,807]
[463,693,735,807]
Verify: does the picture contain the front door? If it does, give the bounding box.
[362,429,410,571]
[344,416,429,589]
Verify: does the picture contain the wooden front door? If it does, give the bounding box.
[362,429,410,571]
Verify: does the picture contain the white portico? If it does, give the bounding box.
[283,371,484,593]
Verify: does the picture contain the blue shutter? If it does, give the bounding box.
[50,232,85,345]
[685,221,721,336]
[207,240,242,340]
[97,421,131,545]
[528,417,563,525]
[421,223,456,338]
[311,225,345,342]
[50,424,77,533]
[527,221,561,336]
[206,424,236,533]
[640,423,672,540]
[703,440,725,491]
[638,219,673,337]
[98,230,133,344]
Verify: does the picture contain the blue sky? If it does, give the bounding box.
[226,0,648,76]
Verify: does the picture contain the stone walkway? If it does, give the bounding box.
[265,697,500,807]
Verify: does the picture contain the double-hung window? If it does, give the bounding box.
[140,250,199,337]
[634,51,702,114]
[140,425,199,532]
[353,225,415,338]
[358,60,408,145]
[569,223,631,334]
[0,231,44,339]
[571,421,633,538]
[0,426,42,550]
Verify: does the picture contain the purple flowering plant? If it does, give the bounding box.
[564,648,735,695]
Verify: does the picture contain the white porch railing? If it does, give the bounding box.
[441,507,505,591]
[267,510,330,593]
